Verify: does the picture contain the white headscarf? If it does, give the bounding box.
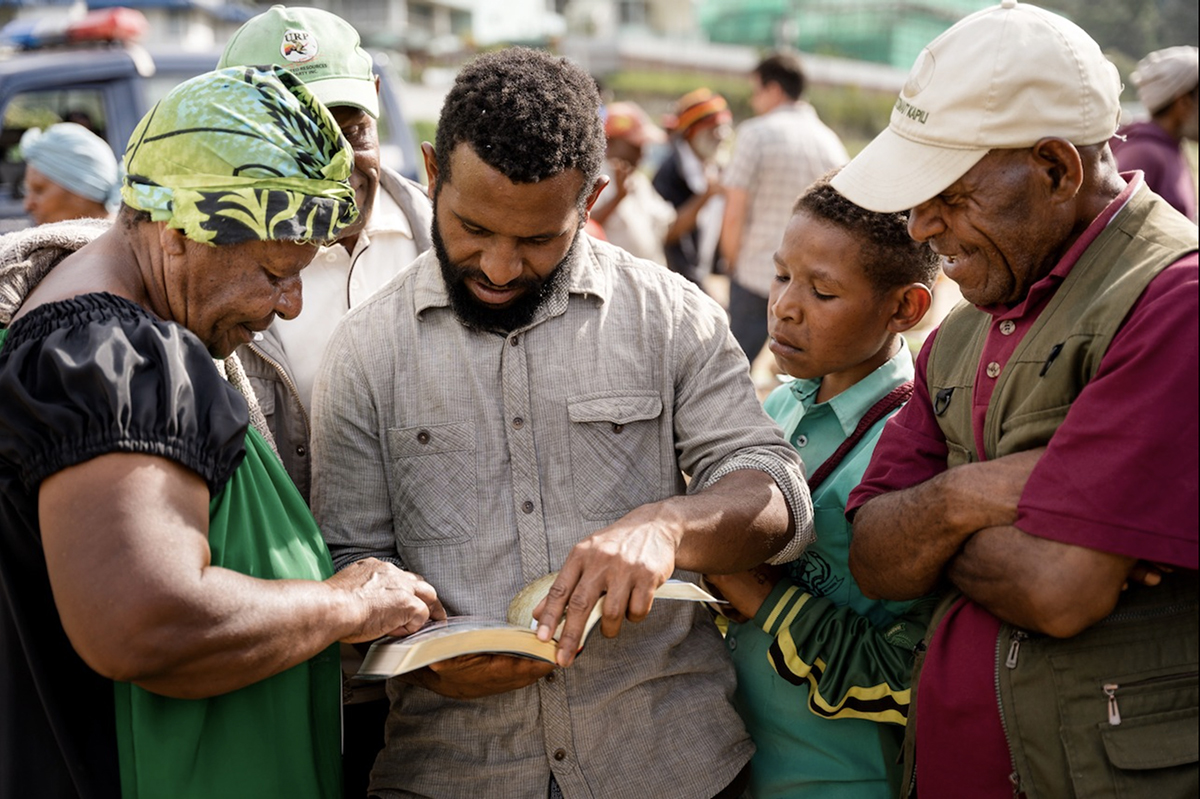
[1132,46,1199,115]
[19,123,122,210]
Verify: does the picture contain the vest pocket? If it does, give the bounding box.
[1099,679,1198,797]
[567,393,663,520]
[388,422,477,546]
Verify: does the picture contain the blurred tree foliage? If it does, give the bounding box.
[1038,0,1198,63]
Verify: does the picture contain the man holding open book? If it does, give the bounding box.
[311,46,814,799]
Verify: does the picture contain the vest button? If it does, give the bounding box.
[999,320,1016,336]
[986,362,1002,379]
[795,434,809,447]
[553,748,567,761]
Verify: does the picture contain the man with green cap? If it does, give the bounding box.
[219,8,434,793]
[219,4,433,506]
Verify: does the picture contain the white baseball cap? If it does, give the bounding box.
[832,0,1122,213]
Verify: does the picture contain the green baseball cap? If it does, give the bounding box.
[218,4,379,118]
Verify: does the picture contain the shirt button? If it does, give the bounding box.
[512,417,524,429]
[553,748,567,761]
[728,637,737,651]
[416,430,431,445]
[999,320,1016,336]
[510,335,520,347]
[522,500,535,514]
[545,671,556,683]
[986,362,1002,379]
[296,445,307,457]
[795,434,808,448]
[612,423,624,434]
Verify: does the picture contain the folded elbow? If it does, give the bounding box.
[1025,582,1121,639]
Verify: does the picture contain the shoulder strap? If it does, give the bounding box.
[806,381,914,491]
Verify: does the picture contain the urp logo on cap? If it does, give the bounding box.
[281,28,317,63]
[218,5,380,118]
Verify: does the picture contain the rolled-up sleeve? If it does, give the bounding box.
[671,282,814,564]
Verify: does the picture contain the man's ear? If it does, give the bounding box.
[887,283,934,334]
[1031,137,1084,201]
[159,224,188,258]
[421,142,438,201]
[583,175,610,214]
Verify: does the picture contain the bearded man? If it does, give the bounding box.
[309,46,813,799]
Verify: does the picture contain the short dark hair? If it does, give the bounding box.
[434,47,605,207]
[754,52,807,101]
[795,172,939,294]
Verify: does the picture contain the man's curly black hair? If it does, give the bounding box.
[794,170,939,294]
[434,47,605,209]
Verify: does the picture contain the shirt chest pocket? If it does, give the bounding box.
[567,394,664,520]
[387,422,477,546]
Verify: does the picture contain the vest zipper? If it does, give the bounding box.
[247,341,311,439]
[995,627,1023,797]
[1102,670,1199,726]
[1005,629,1028,669]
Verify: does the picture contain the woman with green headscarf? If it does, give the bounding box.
[0,67,443,799]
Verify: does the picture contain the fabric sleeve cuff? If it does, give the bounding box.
[695,450,815,566]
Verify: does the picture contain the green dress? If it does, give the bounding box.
[0,294,341,798]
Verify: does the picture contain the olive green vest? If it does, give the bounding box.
[905,188,1199,798]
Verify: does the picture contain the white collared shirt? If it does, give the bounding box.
[273,183,419,411]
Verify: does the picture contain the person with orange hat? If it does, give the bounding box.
[590,101,676,263]
[652,88,732,291]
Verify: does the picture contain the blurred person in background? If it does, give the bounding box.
[0,66,441,799]
[653,88,732,293]
[721,52,848,365]
[590,100,676,263]
[19,122,121,225]
[1113,45,1199,221]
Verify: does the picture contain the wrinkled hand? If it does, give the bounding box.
[403,654,555,699]
[533,508,680,667]
[327,558,445,643]
[703,564,781,623]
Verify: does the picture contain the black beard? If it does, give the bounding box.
[432,201,578,334]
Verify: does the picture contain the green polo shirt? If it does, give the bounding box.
[726,346,933,799]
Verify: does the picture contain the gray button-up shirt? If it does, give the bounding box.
[312,236,812,799]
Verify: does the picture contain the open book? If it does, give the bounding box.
[356,572,718,679]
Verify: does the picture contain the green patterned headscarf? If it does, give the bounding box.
[121,65,357,246]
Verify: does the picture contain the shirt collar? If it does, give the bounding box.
[982,172,1144,320]
[786,343,915,436]
[341,183,415,261]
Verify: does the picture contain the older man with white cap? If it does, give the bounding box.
[832,2,1198,797]
[1113,45,1199,220]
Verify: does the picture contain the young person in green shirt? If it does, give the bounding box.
[705,174,939,798]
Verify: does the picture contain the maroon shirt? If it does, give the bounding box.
[1113,122,1197,222]
[847,176,1199,797]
